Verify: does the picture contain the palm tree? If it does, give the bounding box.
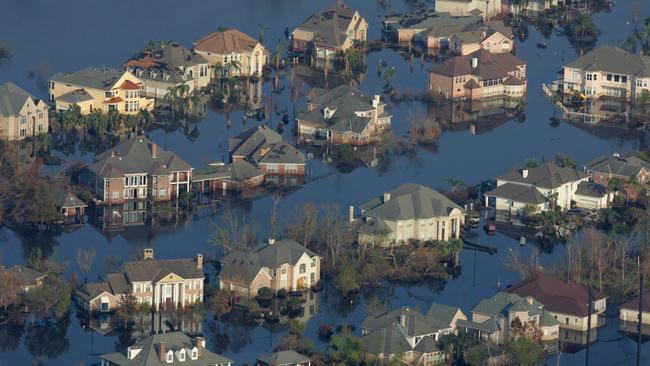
[229,59,242,77]
[445,178,465,193]
[258,24,270,44]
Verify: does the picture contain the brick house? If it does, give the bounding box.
[297,85,392,145]
[218,239,321,297]
[229,125,306,175]
[428,49,527,100]
[76,248,205,313]
[586,153,649,200]
[0,82,50,141]
[87,136,192,204]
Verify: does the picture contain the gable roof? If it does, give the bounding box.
[53,189,87,209]
[255,141,306,165]
[575,181,607,198]
[125,42,208,83]
[120,257,204,283]
[194,29,261,54]
[89,136,192,177]
[0,82,43,117]
[430,49,525,79]
[257,350,311,365]
[621,292,650,312]
[586,154,650,177]
[497,162,588,189]
[361,324,412,356]
[361,183,463,221]
[426,302,462,326]
[565,45,650,77]
[294,1,365,47]
[50,67,128,91]
[505,272,606,317]
[362,306,440,337]
[1,265,46,287]
[100,332,233,366]
[229,125,282,158]
[485,183,546,205]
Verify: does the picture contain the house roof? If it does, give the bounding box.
[361,324,412,356]
[505,272,606,317]
[229,125,282,158]
[485,183,546,205]
[565,45,650,77]
[621,292,650,311]
[294,1,364,47]
[497,162,588,190]
[120,257,204,283]
[472,292,541,319]
[125,42,208,84]
[1,265,46,287]
[413,336,442,353]
[457,318,501,333]
[194,29,261,54]
[56,89,94,104]
[426,302,462,325]
[385,8,479,34]
[361,183,463,221]
[586,154,650,177]
[88,136,192,178]
[357,217,393,235]
[430,49,525,80]
[0,82,44,117]
[257,350,311,365]
[50,67,127,91]
[53,189,87,209]
[100,332,233,366]
[76,282,115,302]
[362,307,439,337]
[423,15,482,38]
[575,181,607,198]
[255,141,306,165]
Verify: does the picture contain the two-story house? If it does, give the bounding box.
[355,183,465,246]
[87,136,193,204]
[449,21,515,55]
[559,45,650,102]
[457,292,560,346]
[124,41,211,99]
[435,0,502,19]
[0,82,49,141]
[194,28,268,78]
[297,85,392,145]
[76,249,205,313]
[49,67,155,114]
[586,153,649,200]
[361,303,465,365]
[429,49,527,100]
[99,332,233,366]
[218,239,321,297]
[383,8,479,47]
[257,350,312,366]
[291,2,368,62]
[229,125,306,175]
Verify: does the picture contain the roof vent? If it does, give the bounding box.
[383,192,391,202]
[268,238,275,245]
[522,169,528,178]
[471,57,478,69]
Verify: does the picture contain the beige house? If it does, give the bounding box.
[449,22,514,55]
[76,249,205,313]
[559,45,650,102]
[620,292,650,335]
[355,183,465,246]
[291,2,368,61]
[506,272,607,332]
[218,239,321,297]
[194,29,268,77]
[124,42,211,99]
[49,67,154,114]
[435,0,502,19]
[429,49,527,100]
[0,82,49,141]
[506,0,560,15]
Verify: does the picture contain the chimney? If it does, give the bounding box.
[268,238,275,245]
[143,248,154,260]
[522,169,528,179]
[151,143,158,159]
[471,57,478,69]
[348,205,355,223]
[196,254,203,270]
[110,150,115,158]
[158,342,166,362]
[372,95,380,108]
[383,192,391,202]
[195,336,204,358]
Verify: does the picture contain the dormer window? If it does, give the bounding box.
[166,350,174,363]
[191,347,198,360]
[177,349,186,361]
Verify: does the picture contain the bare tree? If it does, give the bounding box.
[210,208,258,253]
[283,202,319,247]
[76,247,96,283]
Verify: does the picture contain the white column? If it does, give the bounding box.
[174,283,179,308]
[181,282,185,308]
[154,284,160,311]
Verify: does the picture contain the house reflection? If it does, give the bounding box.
[559,96,630,125]
[557,318,605,354]
[86,310,203,338]
[90,200,177,232]
[427,96,524,134]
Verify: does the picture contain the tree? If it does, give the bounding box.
[210,209,257,253]
[0,269,21,309]
[22,276,71,318]
[287,319,306,336]
[258,23,270,43]
[554,154,577,168]
[333,266,359,296]
[327,335,365,365]
[464,347,487,366]
[504,338,544,366]
[445,178,465,193]
[209,288,233,321]
[116,291,138,327]
[76,247,96,283]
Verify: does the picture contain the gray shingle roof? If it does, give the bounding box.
[426,302,461,326]
[485,183,546,205]
[457,318,501,333]
[497,163,587,190]
[257,350,311,365]
[566,45,650,77]
[100,332,233,366]
[586,154,649,177]
[1,265,46,287]
[229,125,282,158]
[361,183,463,221]
[362,306,440,337]
[0,82,42,117]
[358,217,393,235]
[120,257,204,283]
[125,43,208,84]
[361,324,412,355]
[53,188,87,209]
[294,2,364,47]
[575,181,607,198]
[255,142,306,165]
[50,67,127,91]
[414,336,442,353]
[89,136,192,177]
[56,89,94,104]
[430,49,525,79]
[194,160,264,183]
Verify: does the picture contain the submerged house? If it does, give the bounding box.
[586,153,649,200]
[360,303,465,365]
[230,125,306,175]
[355,183,465,246]
[428,49,527,100]
[291,1,368,61]
[256,350,312,366]
[218,239,321,297]
[297,85,392,145]
[194,28,268,77]
[76,248,205,313]
[0,82,49,141]
[53,188,87,223]
[99,332,233,366]
[124,41,211,99]
[449,21,514,55]
[49,67,155,114]
[87,136,193,204]
[435,0,502,19]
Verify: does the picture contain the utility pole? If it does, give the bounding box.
[638,256,643,366]
[585,285,592,366]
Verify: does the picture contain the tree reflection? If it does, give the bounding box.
[0,311,25,352]
[25,313,71,361]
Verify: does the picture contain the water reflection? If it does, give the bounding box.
[427,96,525,134]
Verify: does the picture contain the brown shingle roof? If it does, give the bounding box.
[430,49,525,80]
[505,272,606,317]
[194,29,260,54]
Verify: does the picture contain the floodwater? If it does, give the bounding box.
[1,0,649,365]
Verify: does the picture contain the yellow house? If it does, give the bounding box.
[49,67,155,115]
[0,82,49,141]
[193,29,268,78]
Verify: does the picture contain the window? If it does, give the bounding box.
[606,74,612,81]
[266,163,279,173]
[159,188,166,198]
[286,165,298,174]
[300,264,306,274]
[20,116,27,124]
[614,75,620,82]
[622,76,628,83]
[105,91,113,98]
[281,268,287,275]
[310,272,315,282]
[166,351,173,363]
[49,81,54,89]
[112,191,120,201]
[178,350,185,361]
[134,283,141,293]
[311,258,317,267]
[185,281,190,290]
[192,349,198,360]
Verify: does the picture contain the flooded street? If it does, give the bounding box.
[1,0,649,365]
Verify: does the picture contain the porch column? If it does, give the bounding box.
[174,283,179,309]
[181,282,185,309]
[484,194,488,207]
[154,284,160,311]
